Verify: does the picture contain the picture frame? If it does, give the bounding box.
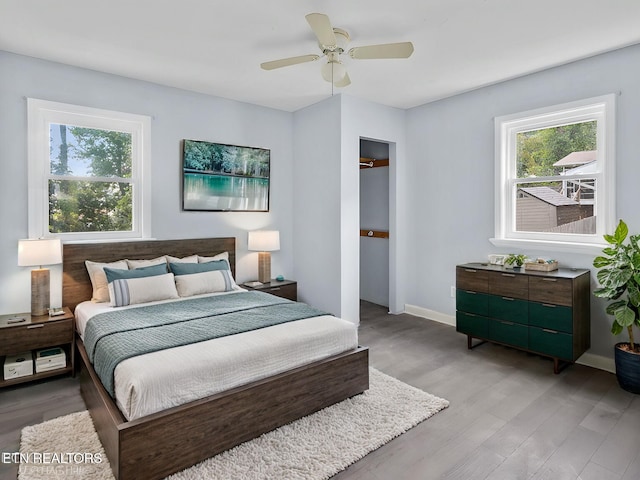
[488,254,507,266]
[182,139,270,212]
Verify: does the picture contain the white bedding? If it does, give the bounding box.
[75,291,358,421]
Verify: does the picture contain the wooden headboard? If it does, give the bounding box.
[62,237,236,311]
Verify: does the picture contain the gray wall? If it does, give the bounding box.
[292,95,406,323]
[341,95,408,318]
[292,96,343,315]
[0,51,294,312]
[404,43,640,362]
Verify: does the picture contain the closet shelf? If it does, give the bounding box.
[360,229,389,239]
[359,157,389,169]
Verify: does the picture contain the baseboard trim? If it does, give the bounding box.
[404,304,616,374]
[404,304,456,327]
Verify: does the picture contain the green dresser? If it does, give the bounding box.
[456,263,590,373]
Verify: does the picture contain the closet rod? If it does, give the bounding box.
[359,157,390,169]
[360,229,389,239]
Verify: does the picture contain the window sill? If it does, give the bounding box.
[489,237,605,256]
[60,237,156,245]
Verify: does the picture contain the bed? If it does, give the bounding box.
[63,238,369,480]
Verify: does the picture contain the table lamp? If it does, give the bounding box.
[248,230,280,283]
[18,238,63,316]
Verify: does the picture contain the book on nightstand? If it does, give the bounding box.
[35,347,66,373]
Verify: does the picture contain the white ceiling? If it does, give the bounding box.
[2,1,640,112]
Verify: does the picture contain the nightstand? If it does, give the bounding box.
[0,307,75,388]
[243,279,297,301]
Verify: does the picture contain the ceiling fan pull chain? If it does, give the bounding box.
[331,61,334,96]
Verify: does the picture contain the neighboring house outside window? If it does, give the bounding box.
[492,94,615,254]
[27,99,151,241]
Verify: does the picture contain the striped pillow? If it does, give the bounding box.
[108,273,179,307]
[174,270,235,297]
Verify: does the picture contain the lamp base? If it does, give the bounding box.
[257,252,271,284]
[31,268,50,316]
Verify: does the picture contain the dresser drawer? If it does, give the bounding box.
[0,318,73,355]
[456,267,489,294]
[529,326,573,360]
[489,295,528,325]
[529,302,573,333]
[456,290,488,316]
[489,272,528,300]
[489,319,528,349]
[529,276,573,307]
[456,311,489,339]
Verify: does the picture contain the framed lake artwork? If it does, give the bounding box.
[182,139,270,212]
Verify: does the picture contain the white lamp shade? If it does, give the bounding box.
[18,238,62,267]
[321,61,347,84]
[248,230,280,252]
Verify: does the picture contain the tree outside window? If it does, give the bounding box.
[28,99,150,241]
[514,121,597,234]
[49,125,133,233]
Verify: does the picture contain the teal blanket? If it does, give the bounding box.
[83,291,328,397]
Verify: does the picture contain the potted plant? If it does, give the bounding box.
[505,254,527,269]
[593,219,640,393]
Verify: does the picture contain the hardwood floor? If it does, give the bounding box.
[337,301,640,480]
[1,301,639,480]
[0,376,85,480]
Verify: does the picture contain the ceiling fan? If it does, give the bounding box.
[260,13,414,87]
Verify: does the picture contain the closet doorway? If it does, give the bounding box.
[359,139,389,308]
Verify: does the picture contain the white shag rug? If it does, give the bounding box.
[18,368,448,480]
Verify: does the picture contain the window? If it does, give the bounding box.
[28,99,151,240]
[493,94,615,253]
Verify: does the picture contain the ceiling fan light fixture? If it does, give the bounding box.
[321,60,346,84]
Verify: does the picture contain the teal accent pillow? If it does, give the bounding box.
[169,260,229,276]
[104,263,168,284]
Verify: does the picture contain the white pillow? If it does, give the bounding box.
[197,252,239,288]
[126,256,167,269]
[85,260,129,303]
[197,252,228,263]
[175,270,235,297]
[165,254,198,263]
[108,273,179,307]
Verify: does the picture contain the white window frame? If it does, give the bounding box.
[491,94,616,254]
[28,99,151,241]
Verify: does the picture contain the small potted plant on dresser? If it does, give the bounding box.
[593,219,640,393]
[505,254,527,270]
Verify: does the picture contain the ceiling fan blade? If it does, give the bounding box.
[334,72,351,88]
[260,54,320,71]
[348,42,414,60]
[305,13,337,47]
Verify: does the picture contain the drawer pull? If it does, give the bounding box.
[542,278,557,282]
[27,324,44,329]
[501,297,515,301]
[543,328,558,334]
[465,291,477,295]
[464,269,477,273]
[269,287,281,291]
[501,273,515,277]
[542,303,556,308]
[501,321,515,326]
